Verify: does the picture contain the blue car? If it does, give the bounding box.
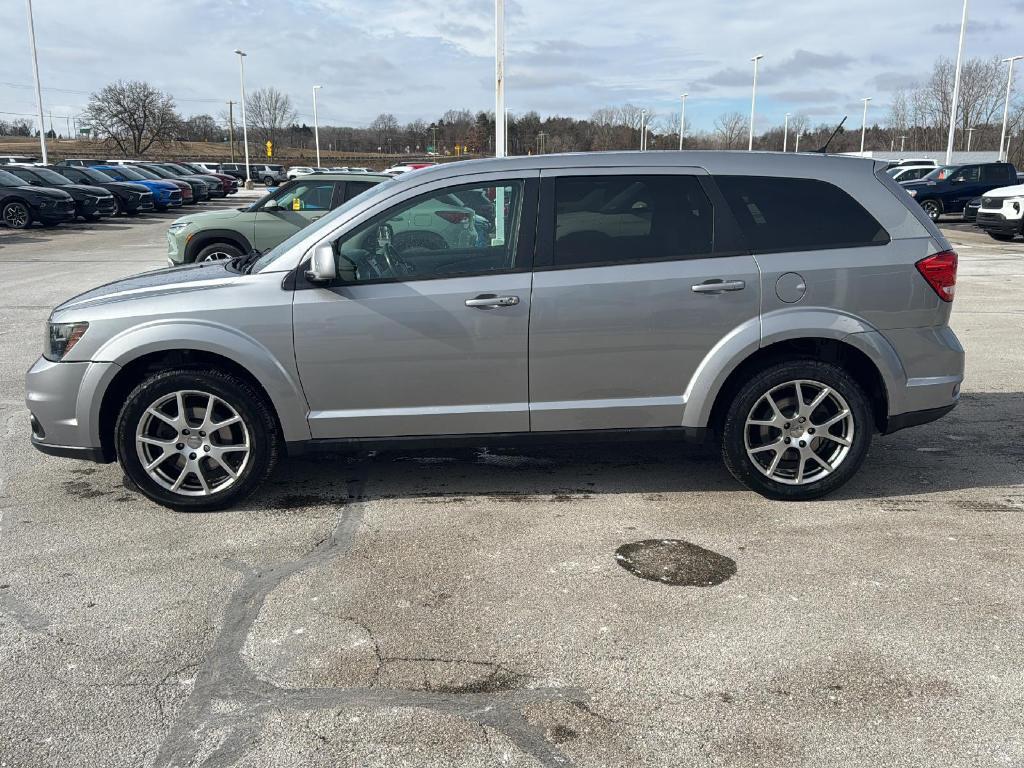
[93,165,183,211]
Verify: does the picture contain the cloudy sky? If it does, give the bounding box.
[2,0,1023,134]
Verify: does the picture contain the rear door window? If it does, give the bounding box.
[549,175,714,268]
[715,175,889,253]
[343,181,376,202]
[981,164,1011,184]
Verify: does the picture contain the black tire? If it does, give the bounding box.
[263,176,274,186]
[111,196,123,216]
[920,199,942,221]
[2,201,31,229]
[194,242,244,263]
[988,232,1015,242]
[720,360,873,501]
[115,368,279,512]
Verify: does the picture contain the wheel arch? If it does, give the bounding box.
[184,229,252,263]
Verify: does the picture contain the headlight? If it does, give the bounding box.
[907,190,918,198]
[38,200,53,209]
[167,222,189,233]
[44,321,89,362]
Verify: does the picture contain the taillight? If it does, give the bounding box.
[916,250,957,302]
[435,210,471,224]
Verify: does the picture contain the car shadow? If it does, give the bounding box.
[238,390,1023,512]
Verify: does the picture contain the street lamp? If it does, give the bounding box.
[999,56,1024,162]
[639,109,648,151]
[233,49,251,187]
[945,0,969,164]
[783,112,790,152]
[679,93,688,151]
[899,135,907,152]
[495,0,506,158]
[860,97,872,154]
[25,0,47,163]
[966,126,975,152]
[748,54,764,152]
[312,85,322,167]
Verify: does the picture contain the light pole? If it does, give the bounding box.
[25,0,47,163]
[945,0,969,165]
[639,110,647,150]
[234,49,251,187]
[795,132,801,153]
[999,56,1024,162]
[679,93,688,150]
[966,126,975,152]
[495,0,506,158]
[748,54,764,151]
[783,112,790,152]
[504,108,511,155]
[312,85,322,167]
[860,97,871,154]
[900,135,907,153]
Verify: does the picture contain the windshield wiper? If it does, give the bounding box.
[229,248,263,274]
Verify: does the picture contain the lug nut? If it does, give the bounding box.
[203,445,210,452]
[189,452,197,460]
[808,428,816,435]
[199,431,206,437]
[182,429,190,436]
[176,443,184,450]
[798,417,806,423]
[784,437,791,444]
[799,440,806,448]
[784,423,791,429]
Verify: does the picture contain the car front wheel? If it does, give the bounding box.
[195,242,244,263]
[2,201,31,229]
[115,369,279,511]
[720,360,873,501]
[920,199,942,221]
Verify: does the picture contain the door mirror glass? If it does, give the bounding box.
[305,243,336,284]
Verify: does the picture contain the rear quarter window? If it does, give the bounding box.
[715,175,890,253]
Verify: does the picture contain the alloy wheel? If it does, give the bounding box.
[743,379,855,486]
[135,390,250,496]
[3,203,29,229]
[198,250,233,262]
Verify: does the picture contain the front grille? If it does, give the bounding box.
[170,191,182,202]
[981,197,998,209]
[57,200,74,212]
[98,198,115,212]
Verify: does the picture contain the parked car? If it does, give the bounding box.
[44,165,154,216]
[177,163,239,195]
[885,158,938,170]
[4,165,116,220]
[92,165,183,210]
[134,163,209,203]
[28,152,964,511]
[963,197,981,222]
[166,173,388,264]
[887,165,933,183]
[0,155,39,165]
[215,163,287,186]
[383,163,436,177]
[0,167,75,228]
[975,183,1024,241]
[189,162,223,175]
[901,162,1018,220]
[286,166,315,180]
[58,158,107,167]
[149,163,227,198]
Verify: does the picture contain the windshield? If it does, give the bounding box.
[110,166,144,181]
[140,166,172,179]
[77,167,115,183]
[164,164,192,174]
[0,169,25,187]
[33,168,73,185]
[923,165,960,181]
[251,177,397,273]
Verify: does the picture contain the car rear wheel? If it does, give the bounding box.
[195,243,244,263]
[263,176,274,186]
[720,360,873,501]
[920,199,942,221]
[115,369,279,511]
[2,201,31,229]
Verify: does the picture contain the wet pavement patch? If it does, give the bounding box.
[614,539,736,586]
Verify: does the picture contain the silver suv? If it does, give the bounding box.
[26,152,964,511]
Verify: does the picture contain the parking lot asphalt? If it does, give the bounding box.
[0,210,1022,767]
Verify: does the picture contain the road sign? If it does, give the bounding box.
[266,140,273,157]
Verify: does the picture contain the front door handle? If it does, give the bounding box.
[465,294,520,309]
[691,279,746,294]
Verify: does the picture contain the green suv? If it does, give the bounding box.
[166,172,388,265]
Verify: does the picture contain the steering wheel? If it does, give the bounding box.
[375,224,414,277]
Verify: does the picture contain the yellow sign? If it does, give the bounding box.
[266,140,273,157]
[292,197,301,211]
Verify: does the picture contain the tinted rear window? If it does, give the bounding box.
[715,175,889,253]
[551,175,714,268]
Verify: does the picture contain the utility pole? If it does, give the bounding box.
[25,0,48,163]
[679,93,687,150]
[795,132,801,153]
[783,112,790,152]
[234,49,251,187]
[312,85,322,167]
[748,54,764,152]
[227,101,236,163]
[860,97,871,154]
[999,56,1024,162]
[900,135,907,152]
[639,110,647,151]
[966,127,976,152]
[495,0,506,158]
[945,0,969,165]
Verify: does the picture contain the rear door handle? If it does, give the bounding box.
[465,294,520,309]
[691,279,746,294]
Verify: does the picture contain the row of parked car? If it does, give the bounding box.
[887,157,1024,242]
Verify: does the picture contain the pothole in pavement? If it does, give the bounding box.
[614,539,736,586]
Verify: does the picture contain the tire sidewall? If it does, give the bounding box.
[195,243,243,263]
[921,200,941,221]
[3,201,30,229]
[721,360,873,501]
[115,369,277,511]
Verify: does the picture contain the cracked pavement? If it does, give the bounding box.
[1,214,1023,767]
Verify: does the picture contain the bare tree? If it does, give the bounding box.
[180,114,221,142]
[245,87,297,150]
[714,112,748,149]
[84,80,179,157]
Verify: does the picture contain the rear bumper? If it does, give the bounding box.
[884,403,957,434]
[875,325,964,431]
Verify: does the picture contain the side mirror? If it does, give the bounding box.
[264,199,282,211]
[304,243,336,284]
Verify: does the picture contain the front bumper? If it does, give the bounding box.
[166,230,187,265]
[976,211,1021,236]
[37,209,76,224]
[26,357,120,463]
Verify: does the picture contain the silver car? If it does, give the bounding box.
[26,152,964,511]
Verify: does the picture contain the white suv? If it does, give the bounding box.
[975,184,1024,241]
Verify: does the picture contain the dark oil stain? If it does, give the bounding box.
[69,468,97,475]
[62,481,112,500]
[431,666,527,694]
[614,539,736,587]
[953,499,1021,514]
[549,725,579,744]
[718,691,737,703]
[114,496,133,503]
